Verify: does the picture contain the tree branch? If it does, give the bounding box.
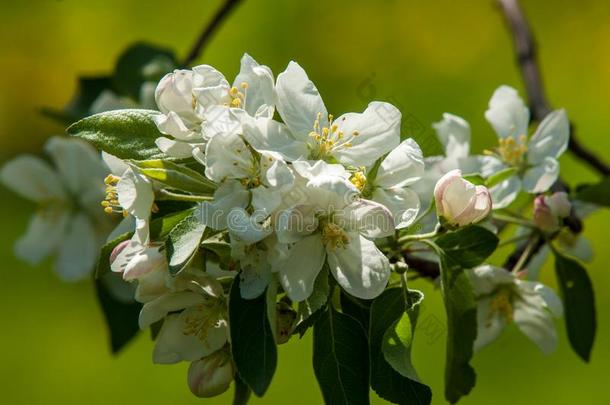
[498,0,610,176]
[182,0,244,67]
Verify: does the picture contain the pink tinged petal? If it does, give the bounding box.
[275,61,328,139]
[433,169,463,218]
[522,157,559,193]
[333,101,401,167]
[433,113,471,159]
[527,109,569,165]
[276,234,326,302]
[375,138,425,188]
[484,85,530,139]
[327,233,390,300]
[1,155,66,201]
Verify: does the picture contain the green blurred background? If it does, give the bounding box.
[1,0,609,403]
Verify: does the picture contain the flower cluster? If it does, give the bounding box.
[2,52,599,404]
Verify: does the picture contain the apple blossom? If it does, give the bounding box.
[434,169,492,227]
[188,351,234,398]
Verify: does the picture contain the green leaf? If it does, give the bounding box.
[436,225,498,268]
[575,177,610,207]
[485,167,518,188]
[381,289,424,381]
[94,276,141,354]
[131,159,216,194]
[553,250,597,362]
[67,109,167,160]
[113,42,176,100]
[266,276,279,342]
[165,212,206,275]
[229,278,277,397]
[437,249,477,403]
[370,288,431,405]
[232,374,252,405]
[293,267,330,337]
[95,232,131,278]
[340,291,371,332]
[313,306,370,405]
[462,173,485,185]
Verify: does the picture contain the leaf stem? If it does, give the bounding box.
[157,189,214,202]
[511,234,540,273]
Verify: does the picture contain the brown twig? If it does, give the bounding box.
[182,0,244,67]
[497,0,609,176]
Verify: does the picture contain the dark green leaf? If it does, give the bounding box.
[313,306,370,405]
[95,232,131,278]
[553,250,597,362]
[370,288,431,405]
[574,178,610,207]
[229,278,277,397]
[67,109,167,160]
[131,159,216,194]
[233,373,252,405]
[436,226,498,269]
[113,42,176,100]
[438,250,477,403]
[340,290,371,332]
[94,276,141,354]
[165,213,206,275]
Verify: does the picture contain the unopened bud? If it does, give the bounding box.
[434,169,492,227]
[188,351,234,398]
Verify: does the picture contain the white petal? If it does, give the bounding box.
[117,168,154,219]
[469,265,515,295]
[153,111,198,141]
[518,280,563,318]
[433,113,471,159]
[276,234,326,302]
[336,199,395,238]
[200,181,250,229]
[485,85,530,138]
[251,187,282,217]
[238,259,272,299]
[1,155,66,201]
[333,102,401,167]
[242,116,308,161]
[152,314,207,364]
[14,210,69,265]
[102,152,129,176]
[527,109,569,164]
[54,213,99,281]
[490,176,521,209]
[275,61,327,138]
[227,208,272,244]
[204,132,252,182]
[263,158,294,190]
[178,308,228,356]
[201,106,244,139]
[233,53,275,117]
[522,157,559,193]
[327,233,390,299]
[513,293,558,354]
[474,298,507,351]
[375,138,425,188]
[139,291,206,329]
[372,187,420,229]
[155,137,195,158]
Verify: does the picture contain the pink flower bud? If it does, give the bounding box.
[188,351,234,398]
[545,192,571,218]
[533,192,571,231]
[434,169,492,227]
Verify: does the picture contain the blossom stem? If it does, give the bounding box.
[492,213,536,229]
[397,224,441,244]
[157,189,214,202]
[511,234,540,273]
[399,272,413,308]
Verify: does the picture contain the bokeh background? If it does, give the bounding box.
[1,0,609,403]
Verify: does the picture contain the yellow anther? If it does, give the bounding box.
[321,222,349,250]
[328,114,334,121]
[240,82,249,89]
[309,131,318,138]
[230,98,242,108]
[322,127,329,136]
[350,171,367,192]
[104,207,114,214]
[337,131,344,139]
[331,124,338,133]
[101,201,110,207]
[352,130,359,136]
[229,87,239,97]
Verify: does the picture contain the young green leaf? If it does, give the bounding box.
[67,109,167,160]
[553,250,597,362]
[313,306,370,405]
[438,251,477,404]
[165,213,206,275]
[484,167,518,188]
[229,278,277,397]
[95,275,141,354]
[370,288,431,405]
[130,159,216,195]
[293,267,330,337]
[462,173,485,185]
[436,225,498,268]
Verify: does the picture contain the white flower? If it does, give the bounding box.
[244,61,400,167]
[484,85,569,194]
[188,351,234,398]
[1,136,112,281]
[533,191,571,231]
[434,169,492,227]
[272,161,394,301]
[153,54,275,158]
[139,273,229,364]
[470,265,563,354]
[365,138,424,229]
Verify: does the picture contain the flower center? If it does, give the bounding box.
[489,286,514,324]
[309,113,360,160]
[485,135,528,167]
[321,221,349,250]
[101,174,127,217]
[349,169,367,192]
[182,304,222,342]
[228,82,248,108]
